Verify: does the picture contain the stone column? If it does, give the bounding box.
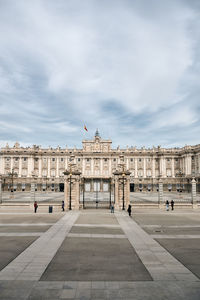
[135,159,138,178]
[158,179,163,208]
[114,177,119,210]
[64,173,81,210]
[191,178,197,209]
[64,175,68,209]
[0,177,2,204]
[47,158,51,177]
[91,158,94,176]
[162,158,166,178]
[152,157,155,178]
[143,158,146,178]
[18,157,22,177]
[56,158,59,178]
[38,157,42,178]
[171,157,175,178]
[10,157,14,172]
[125,175,130,209]
[30,179,35,209]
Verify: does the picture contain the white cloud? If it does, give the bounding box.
[0,0,199,147]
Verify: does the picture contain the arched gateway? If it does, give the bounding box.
[63,131,131,210]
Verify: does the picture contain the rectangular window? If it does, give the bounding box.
[77,158,81,162]
[113,158,116,162]
[130,158,133,162]
[86,158,90,162]
[104,158,108,162]
[23,157,27,161]
[139,158,142,162]
[60,158,64,162]
[6,157,10,161]
[15,157,19,161]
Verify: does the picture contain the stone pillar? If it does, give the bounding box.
[19,157,22,177]
[38,157,42,178]
[30,180,35,209]
[158,179,163,208]
[172,157,175,178]
[152,157,155,178]
[125,175,130,208]
[114,177,119,209]
[114,172,130,210]
[56,158,59,178]
[191,178,198,209]
[135,159,138,178]
[47,158,51,177]
[64,173,81,210]
[143,158,146,178]
[0,177,2,204]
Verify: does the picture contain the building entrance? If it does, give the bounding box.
[59,183,64,192]
[80,178,113,209]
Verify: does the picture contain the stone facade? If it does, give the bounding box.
[0,130,200,192]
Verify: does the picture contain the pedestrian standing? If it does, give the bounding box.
[127,204,132,216]
[111,202,114,213]
[166,200,169,211]
[34,201,38,213]
[62,200,65,212]
[171,199,174,211]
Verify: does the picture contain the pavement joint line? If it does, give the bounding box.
[142,225,200,228]
[0,223,55,226]
[0,211,80,281]
[0,232,43,236]
[115,212,200,282]
[68,233,126,238]
[73,223,120,228]
[150,234,200,239]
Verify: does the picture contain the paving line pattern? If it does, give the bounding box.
[115,212,199,282]
[73,223,120,228]
[0,211,80,281]
[150,234,200,239]
[0,223,55,226]
[68,233,126,238]
[0,233,42,237]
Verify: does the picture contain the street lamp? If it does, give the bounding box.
[122,173,125,210]
[8,169,17,197]
[82,177,85,209]
[69,172,72,210]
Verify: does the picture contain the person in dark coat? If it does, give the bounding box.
[110,202,114,213]
[62,200,65,212]
[127,204,132,216]
[34,201,38,213]
[171,199,174,211]
[166,200,169,211]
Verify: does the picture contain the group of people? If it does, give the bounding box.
[110,202,132,216]
[33,200,65,213]
[165,199,174,211]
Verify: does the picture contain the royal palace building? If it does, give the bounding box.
[0,130,200,193]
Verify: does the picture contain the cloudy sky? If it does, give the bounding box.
[0,0,200,149]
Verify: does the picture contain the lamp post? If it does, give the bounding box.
[8,169,17,198]
[69,172,72,210]
[122,173,125,210]
[82,177,85,209]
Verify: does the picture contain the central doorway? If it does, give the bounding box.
[80,178,113,209]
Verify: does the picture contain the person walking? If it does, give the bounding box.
[62,200,65,212]
[127,204,132,216]
[34,201,38,213]
[171,199,174,211]
[110,202,114,213]
[166,200,169,211]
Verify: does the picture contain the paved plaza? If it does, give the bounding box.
[0,205,200,299]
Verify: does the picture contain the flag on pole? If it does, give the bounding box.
[84,125,88,132]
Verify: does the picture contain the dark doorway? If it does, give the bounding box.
[130,183,135,192]
[59,183,64,192]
